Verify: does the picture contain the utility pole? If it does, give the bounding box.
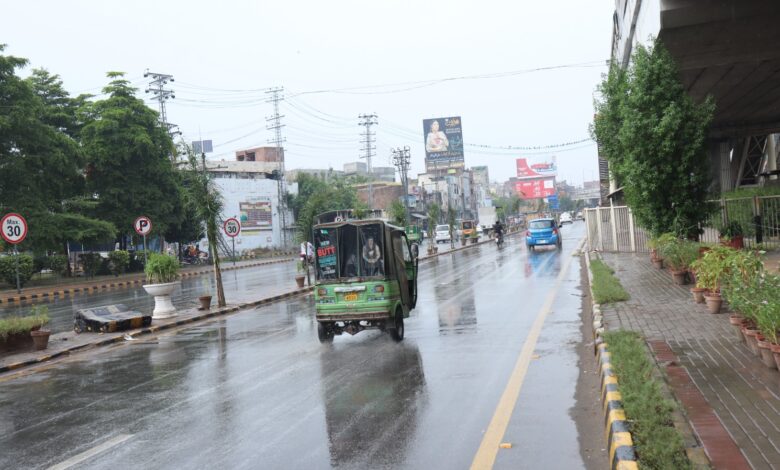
[144,70,181,152]
[392,146,411,227]
[359,113,378,209]
[265,87,288,248]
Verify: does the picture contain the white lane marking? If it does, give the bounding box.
[48,434,133,470]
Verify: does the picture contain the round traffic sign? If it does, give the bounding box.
[1,213,28,245]
[224,218,241,238]
[134,216,153,236]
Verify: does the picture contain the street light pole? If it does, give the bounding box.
[392,146,411,227]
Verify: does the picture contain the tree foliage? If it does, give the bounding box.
[294,174,359,242]
[388,200,406,226]
[0,46,114,251]
[80,73,182,242]
[592,40,715,238]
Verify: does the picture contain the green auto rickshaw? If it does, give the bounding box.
[313,215,419,343]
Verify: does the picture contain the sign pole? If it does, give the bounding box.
[14,246,21,294]
[143,234,147,265]
[232,238,236,266]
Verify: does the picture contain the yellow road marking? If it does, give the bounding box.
[470,238,582,470]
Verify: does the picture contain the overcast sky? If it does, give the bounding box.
[4,0,613,186]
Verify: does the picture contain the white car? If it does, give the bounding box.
[559,212,573,225]
[435,224,451,244]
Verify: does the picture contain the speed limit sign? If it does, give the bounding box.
[224,218,241,238]
[134,216,152,236]
[1,213,28,245]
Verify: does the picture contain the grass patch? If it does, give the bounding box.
[602,331,691,470]
[590,259,630,304]
[0,306,49,340]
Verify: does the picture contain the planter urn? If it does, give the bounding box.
[198,295,212,311]
[461,238,467,247]
[143,281,179,319]
[30,329,51,351]
[756,337,777,370]
[691,287,707,304]
[652,257,664,269]
[704,292,722,314]
[295,274,305,288]
[671,270,688,285]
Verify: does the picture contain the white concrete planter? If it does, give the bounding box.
[143,281,180,319]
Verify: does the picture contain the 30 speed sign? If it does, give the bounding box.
[224,218,241,238]
[1,213,28,245]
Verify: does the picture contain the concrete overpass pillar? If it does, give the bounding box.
[709,140,732,193]
[768,134,778,181]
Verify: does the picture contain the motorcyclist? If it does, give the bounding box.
[493,220,504,244]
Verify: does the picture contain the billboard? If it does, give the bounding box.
[515,179,556,199]
[516,158,557,179]
[239,200,272,231]
[423,116,464,173]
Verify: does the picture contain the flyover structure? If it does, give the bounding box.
[607,0,780,195]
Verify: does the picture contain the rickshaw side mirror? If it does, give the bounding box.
[410,243,419,260]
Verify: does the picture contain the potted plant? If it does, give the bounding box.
[143,253,181,319]
[690,245,735,314]
[0,306,49,352]
[295,260,306,288]
[649,233,675,269]
[719,221,744,249]
[662,238,699,286]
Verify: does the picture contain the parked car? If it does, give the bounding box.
[559,212,573,225]
[575,211,584,221]
[435,224,451,244]
[526,218,562,251]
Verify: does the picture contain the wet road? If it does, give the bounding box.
[0,223,605,469]
[0,261,299,334]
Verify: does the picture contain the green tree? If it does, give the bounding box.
[388,200,406,226]
[0,47,115,253]
[427,203,441,239]
[80,72,180,245]
[593,40,715,238]
[295,176,359,243]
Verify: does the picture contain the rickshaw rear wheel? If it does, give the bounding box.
[317,322,334,343]
[389,307,405,342]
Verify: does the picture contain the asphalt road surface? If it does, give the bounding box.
[0,222,607,469]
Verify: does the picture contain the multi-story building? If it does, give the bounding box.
[235,146,283,163]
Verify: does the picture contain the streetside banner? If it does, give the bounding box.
[516,158,557,179]
[423,116,464,172]
[239,200,272,231]
[515,178,556,199]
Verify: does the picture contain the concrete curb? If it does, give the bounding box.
[0,286,314,374]
[584,251,639,470]
[0,257,296,304]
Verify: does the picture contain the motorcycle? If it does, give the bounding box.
[496,232,504,247]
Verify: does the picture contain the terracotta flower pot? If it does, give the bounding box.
[652,258,664,269]
[691,287,706,304]
[742,327,761,356]
[671,270,688,285]
[295,274,305,288]
[198,295,212,311]
[770,343,780,371]
[756,337,777,370]
[704,292,722,314]
[729,314,745,342]
[30,329,51,351]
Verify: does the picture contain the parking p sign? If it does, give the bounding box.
[1,213,28,244]
[134,216,152,236]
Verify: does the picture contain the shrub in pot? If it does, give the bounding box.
[690,245,737,314]
[143,253,181,319]
[0,306,49,352]
[661,238,699,286]
[754,274,780,368]
[295,260,306,288]
[719,221,744,249]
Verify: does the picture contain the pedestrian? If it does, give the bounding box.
[300,241,307,262]
[306,241,314,264]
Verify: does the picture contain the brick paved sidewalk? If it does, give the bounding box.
[599,252,780,470]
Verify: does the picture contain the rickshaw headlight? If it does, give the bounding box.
[317,288,328,296]
[373,285,385,293]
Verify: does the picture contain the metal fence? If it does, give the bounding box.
[585,196,780,252]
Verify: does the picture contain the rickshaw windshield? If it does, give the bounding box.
[314,223,386,280]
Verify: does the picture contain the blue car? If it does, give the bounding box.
[525,218,562,251]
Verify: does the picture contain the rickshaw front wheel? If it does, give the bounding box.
[317,322,334,344]
[389,307,405,342]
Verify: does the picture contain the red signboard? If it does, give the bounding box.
[517,158,557,178]
[515,179,556,199]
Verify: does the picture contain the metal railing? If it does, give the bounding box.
[586,195,780,252]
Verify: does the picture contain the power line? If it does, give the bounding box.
[144,70,181,145]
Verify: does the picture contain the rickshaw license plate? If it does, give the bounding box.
[344,293,358,301]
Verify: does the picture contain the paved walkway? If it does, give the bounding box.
[599,252,780,470]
